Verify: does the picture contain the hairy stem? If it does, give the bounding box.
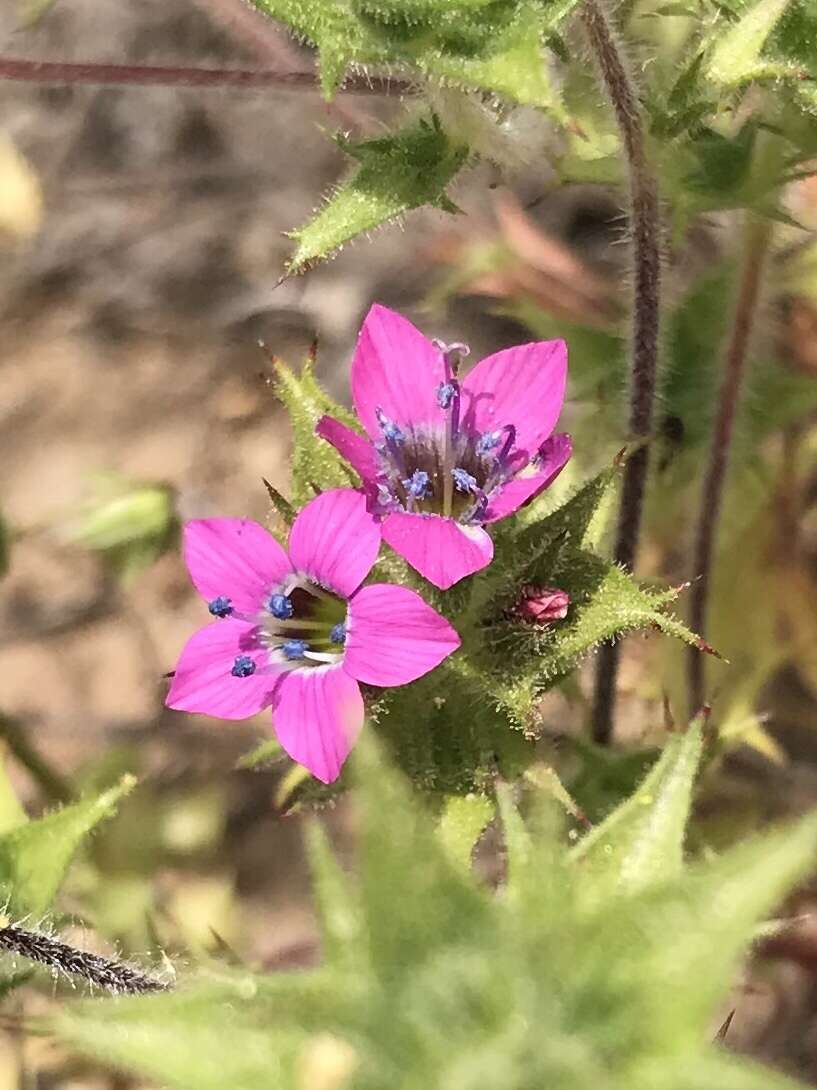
[0,924,168,995]
[0,57,413,94]
[580,0,662,744]
[687,216,772,712]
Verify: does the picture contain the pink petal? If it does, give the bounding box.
[345,583,460,687]
[461,339,567,459]
[288,489,381,597]
[315,415,379,486]
[483,433,573,524]
[381,511,494,590]
[166,621,278,720]
[272,666,364,784]
[351,303,447,439]
[184,519,292,613]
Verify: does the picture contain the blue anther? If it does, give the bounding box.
[375,408,405,444]
[437,382,456,410]
[476,431,502,456]
[231,654,256,678]
[452,467,478,494]
[403,469,431,498]
[282,639,309,660]
[268,593,294,620]
[330,622,347,645]
[208,596,233,619]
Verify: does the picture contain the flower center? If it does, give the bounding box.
[371,348,525,524]
[257,580,348,668]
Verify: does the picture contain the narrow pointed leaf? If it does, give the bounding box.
[572,717,704,894]
[0,775,135,916]
[706,0,791,85]
[287,117,468,274]
[438,794,495,870]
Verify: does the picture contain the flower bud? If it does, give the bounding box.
[512,585,570,624]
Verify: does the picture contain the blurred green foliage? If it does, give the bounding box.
[54,730,817,1090]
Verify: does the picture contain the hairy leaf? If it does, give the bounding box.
[0,776,135,917]
[287,116,468,273]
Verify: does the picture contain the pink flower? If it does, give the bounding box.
[316,304,571,590]
[166,489,460,784]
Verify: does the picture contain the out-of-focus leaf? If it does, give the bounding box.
[0,747,27,836]
[0,135,41,241]
[705,0,792,85]
[304,820,362,971]
[0,776,135,917]
[572,717,704,895]
[0,511,8,579]
[287,116,468,274]
[437,793,495,869]
[235,738,284,770]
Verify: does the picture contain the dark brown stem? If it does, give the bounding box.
[580,0,662,744]
[687,216,772,711]
[0,924,168,994]
[0,56,413,94]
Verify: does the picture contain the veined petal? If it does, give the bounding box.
[272,666,364,784]
[345,583,460,687]
[184,519,292,613]
[166,621,277,720]
[461,339,567,459]
[483,433,572,524]
[315,415,379,486]
[381,511,493,590]
[288,488,381,597]
[351,303,447,439]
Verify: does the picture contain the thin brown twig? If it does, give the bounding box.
[0,56,413,95]
[687,216,772,712]
[579,0,662,745]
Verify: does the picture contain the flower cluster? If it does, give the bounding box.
[167,305,570,783]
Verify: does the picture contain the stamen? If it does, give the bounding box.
[452,468,478,494]
[498,423,517,464]
[375,407,405,445]
[208,596,233,619]
[403,469,431,499]
[231,654,256,678]
[330,622,346,645]
[437,382,456,409]
[476,431,502,456]
[282,639,309,660]
[268,593,294,620]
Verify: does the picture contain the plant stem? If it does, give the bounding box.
[0,56,413,94]
[687,216,772,712]
[580,0,662,744]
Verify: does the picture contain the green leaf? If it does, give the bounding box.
[235,738,284,770]
[272,351,359,506]
[304,819,362,970]
[705,0,792,85]
[287,116,468,274]
[571,717,705,895]
[0,776,135,917]
[0,751,27,836]
[438,793,495,869]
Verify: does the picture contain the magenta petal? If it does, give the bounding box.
[461,339,567,458]
[345,583,460,686]
[351,303,447,439]
[483,433,573,524]
[288,489,381,597]
[272,666,364,784]
[166,621,277,720]
[315,415,379,486]
[184,519,292,612]
[381,511,493,590]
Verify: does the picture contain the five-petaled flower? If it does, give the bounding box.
[316,304,572,590]
[165,489,460,783]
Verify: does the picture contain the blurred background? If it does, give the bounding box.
[6,0,817,1086]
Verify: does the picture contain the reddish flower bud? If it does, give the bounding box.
[512,585,570,624]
